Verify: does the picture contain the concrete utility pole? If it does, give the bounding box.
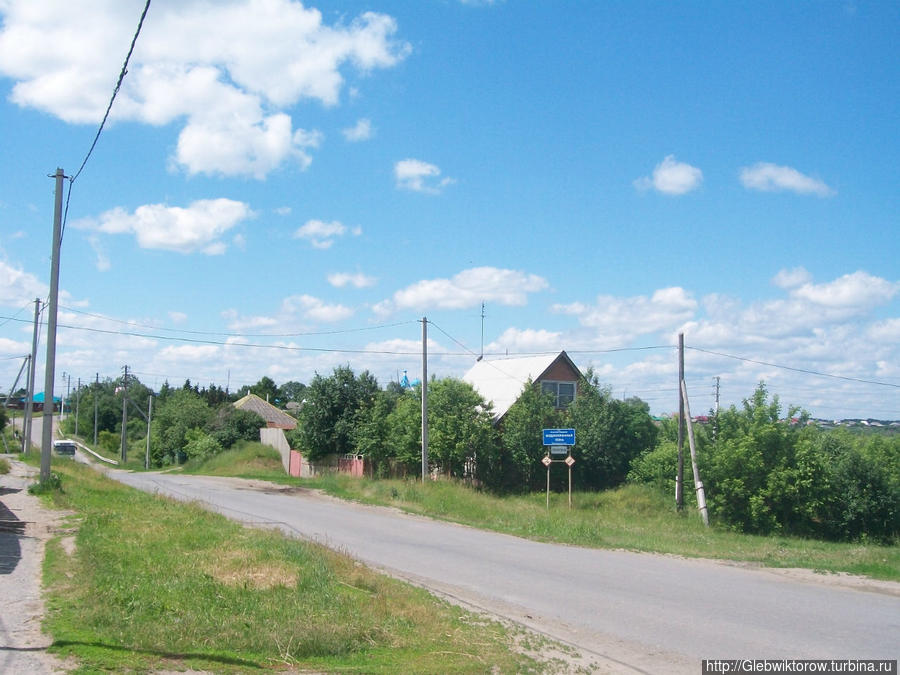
[676,333,685,510]
[93,372,99,446]
[23,298,40,453]
[120,365,129,462]
[75,377,80,436]
[421,317,429,482]
[40,168,65,485]
[681,379,709,526]
[144,395,153,470]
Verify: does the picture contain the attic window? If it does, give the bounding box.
[540,380,576,408]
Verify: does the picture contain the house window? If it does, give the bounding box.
[540,380,576,409]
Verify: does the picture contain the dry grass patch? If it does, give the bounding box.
[206,548,297,590]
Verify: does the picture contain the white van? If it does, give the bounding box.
[53,440,77,456]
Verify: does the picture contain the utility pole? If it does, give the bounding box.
[713,375,721,446]
[681,379,709,526]
[421,317,428,482]
[120,365,129,463]
[479,301,485,360]
[23,297,40,453]
[40,169,65,485]
[75,377,80,436]
[676,333,685,510]
[145,395,153,470]
[93,372,99,446]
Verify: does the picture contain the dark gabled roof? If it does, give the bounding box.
[233,393,297,429]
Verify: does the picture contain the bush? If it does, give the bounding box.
[183,429,223,462]
[0,457,10,474]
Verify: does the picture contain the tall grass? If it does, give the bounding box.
[37,461,540,673]
[310,475,900,581]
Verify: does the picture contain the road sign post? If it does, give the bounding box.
[542,429,576,509]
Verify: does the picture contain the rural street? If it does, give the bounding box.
[107,470,898,673]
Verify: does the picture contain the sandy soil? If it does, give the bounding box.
[0,455,73,674]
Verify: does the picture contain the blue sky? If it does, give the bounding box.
[0,0,898,419]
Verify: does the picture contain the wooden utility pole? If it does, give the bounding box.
[40,168,64,485]
[676,333,685,510]
[421,317,429,481]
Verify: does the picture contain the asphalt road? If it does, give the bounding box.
[107,470,899,673]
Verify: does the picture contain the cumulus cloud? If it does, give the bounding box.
[790,271,899,310]
[73,199,253,254]
[328,272,377,288]
[486,327,562,354]
[342,118,373,141]
[394,159,455,194]
[0,259,47,305]
[634,155,702,195]
[293,220,361,249]
[740,162,834,197]
[282,294,354,322]
[773,267,813,289]
[0,0,410,178]
[553,287,698,340]
[376,267,548,315]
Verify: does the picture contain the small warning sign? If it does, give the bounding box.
[541,455,552,467]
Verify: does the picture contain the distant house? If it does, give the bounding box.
[233,393,299,474]
[233,393,297,430]
[462,351,583,424]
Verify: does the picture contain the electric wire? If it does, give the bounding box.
[59,0,152,243]
[686,346,900,389]
[57,305,416,338]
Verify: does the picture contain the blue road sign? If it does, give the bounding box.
[543,428,575,446]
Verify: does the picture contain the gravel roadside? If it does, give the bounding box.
[0,455,73,674]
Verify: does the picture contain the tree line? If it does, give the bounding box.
[54,368,898,543]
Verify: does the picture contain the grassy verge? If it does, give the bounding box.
[176,449,900,581]
[35,459,544,673]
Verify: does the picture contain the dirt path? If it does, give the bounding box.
[0,455,73,674]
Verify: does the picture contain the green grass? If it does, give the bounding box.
[36,460,542,673]
[182,440,286,478]
[305,475,900,582]
[0,456,10,474]
[145,448,900,581]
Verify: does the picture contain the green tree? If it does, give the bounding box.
[278,380,307,404]
[426,378,496,479]
[352,388,401,476]
[150,388,212,465]
[385,389,423,474]
[567,372,658,490]
[497,379,562,492]
[208,407,265,449]
[297,366,379,461]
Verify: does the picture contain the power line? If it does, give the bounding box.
[57,304,415,338]
[60,0,152,241]
[686,346,900,389]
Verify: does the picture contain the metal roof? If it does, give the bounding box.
[462,351,579,422]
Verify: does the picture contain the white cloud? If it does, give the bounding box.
[73,199,253,254]
[377,267,548,314]
[328,272,377,288]
[343,118,373,141]
[790,271,899,310]
[773,267,813,289]
[282,294,354,322]
[159,344,220,362]
[0,259,47,305]
[394,158,455,194]
[0,1,410,178]
[486,327,562,354]
[553,287,698,340]
[293,219,360,249]
[168,311,188,324]
[740,162,834,197]
[634,155,702,195]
